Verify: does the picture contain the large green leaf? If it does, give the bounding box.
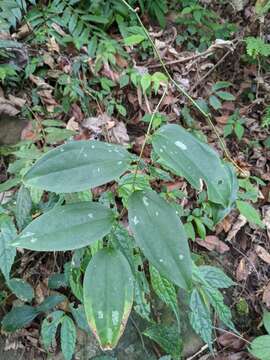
[12,202,115,251]
[152,124,234,207]
[0,215,17,281]
[24,140,131,193]
[128,190,192,290]
[83,248,134,350]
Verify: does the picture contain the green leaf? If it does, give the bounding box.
[152,72,168,94]
[2,305,39,332]
[141,74,152,93]
[124,34,145,46]
[37,295,66,313]
[12,202,115,251]
[236,200,264,228]
[215,91,235,101]
[189,289,212,350]
[209,95,222,110]
[263,312,270,334]
[149,265,180,327]
[212,81,232,91]
[70,304,90,333]
[15,185,32,231]
[41,310,65,350]
[249,335,270,360]
[83,248,134,350]
[0,177,20,192]
[0,215,17,281]
[184,222,195,241]
[128,189,192,290]
[143,324,182,358]
[194,217,206,239]
[61,316,76,360]
[111,225,151,321]
[8,278,34,302]
[23,140,131,193]
[234,122,244,140]
[152,124,235,207]
[198,266,234,288]
[203,286,235,331]
[48,273,67,289]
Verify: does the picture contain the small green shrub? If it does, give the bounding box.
[1,122,238,357]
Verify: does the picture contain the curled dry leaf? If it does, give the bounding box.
[82,113,109,134]
[109,121,129,145]
[0,96,25,116]
[255,245,270,265]
[226,215,247,242]
[66,117,79,131]
[195,235,230,254]
[15,23,32,39]
[47,36,60,53]
[236,258,249,282]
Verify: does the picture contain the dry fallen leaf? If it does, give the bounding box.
[236,258,249,282]
[262,205,270,239]
[195,235,230,254]
[263,281,270,308]
[255,245,270,264]
[226,215,247,242]
[218,332,245,350]
[82,113,109,134]
[109,121,129,145]
[47,36,60,53]
[66,117,79,131]
[0,96,24,116]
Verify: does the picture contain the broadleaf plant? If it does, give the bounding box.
[8,124,238,354]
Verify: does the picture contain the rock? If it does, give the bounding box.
[0,116,28,145]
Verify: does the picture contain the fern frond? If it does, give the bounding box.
[0,0,35,32]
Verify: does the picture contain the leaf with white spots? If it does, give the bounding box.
[0,215,17,281]
[152,124,236,207]
[128,190,192,290]
[12,202,115,251]
[24,140,131,193]
[83,248,134,350]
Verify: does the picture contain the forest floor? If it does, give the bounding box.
[0,1,270,359]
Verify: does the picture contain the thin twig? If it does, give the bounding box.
[132,87,167,190]
[148,49,215,69]
[186,342,214,360]
[120,0,246,176]
[213,327,251,345]
[190,49,233,92]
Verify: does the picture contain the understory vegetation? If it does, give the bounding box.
[0,1,269,359]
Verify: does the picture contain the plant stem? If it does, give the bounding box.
[120,0,246,176]
[132,87,167,191]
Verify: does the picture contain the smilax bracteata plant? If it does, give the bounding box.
[11,123,238,352]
